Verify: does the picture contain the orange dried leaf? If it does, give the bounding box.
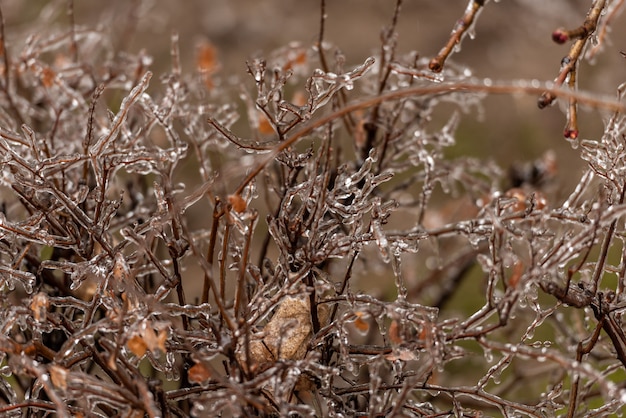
[196,40,218,74]
[127,335,147,357]
[228,194,247,213]
[294,50,307,66]
[354,317,369,333]
[30,292,49,322]
[23,343,37,356]
[257,113,274,135]
[196,39,219,90]
[283,50,307,71]
[352,311,370,334]
[49,365,68,391]
[388,319,402,345]
[508,260,524,288]
[418,326,428,341]
[41,67,55,88]
[188,362,211,384]
[532,191,548,210]
[142,326,161,354]
[505,188,527,212]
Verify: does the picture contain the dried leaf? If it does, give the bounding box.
[49,365,68,391]
[262,296,311,360]
[127,335,147,358]
[228,193,247,213]
[388,319,402,345]
[240,296,313,370]
[283,49,307,72]
[257,113,274,135]
[196,39,218,74]
[139,324,167,355]
[352,311,370,335]
[41,66,55,88]
[504,188,527,212]
[30,292,49,322]
[188,362,211,384]
[196,39,219,89]
[508,260,524,288]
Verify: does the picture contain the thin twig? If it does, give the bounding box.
[429,0,486,73]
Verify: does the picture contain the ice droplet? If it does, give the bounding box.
[484,348,493,363]
[0,365,12,377]
[468,233,484,248]
[566,135,579,149]
[491,370,501,384]
[342,75,354,91]
[23,272,35,294]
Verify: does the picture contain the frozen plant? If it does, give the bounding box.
[0,1,624,417]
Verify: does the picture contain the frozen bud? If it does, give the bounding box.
[563,127,579,140]
[552,28,569,44]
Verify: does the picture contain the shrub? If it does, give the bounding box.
[0,1,625,417]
